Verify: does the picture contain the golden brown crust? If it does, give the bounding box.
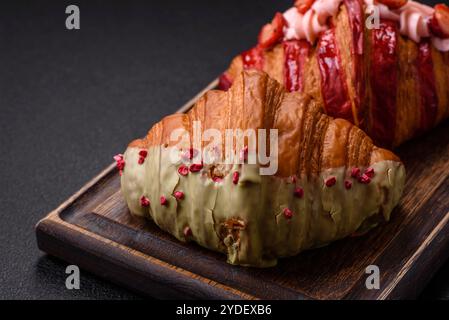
[335,4,360,125]
[130,70,400,177]
[227,55,244,82]
[263,45,285,84]
[302,45,323,108]
[395,36,421,146]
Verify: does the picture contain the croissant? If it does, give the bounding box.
[117,70,405,267]
[220,0,449,148]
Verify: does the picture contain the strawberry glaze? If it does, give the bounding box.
[370,20,399,148]
[317,28,353,122]
[417,40,438,131]
[283,40,310,92]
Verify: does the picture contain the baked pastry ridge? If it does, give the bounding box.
[118,70,405,267]
[221,0,449,148]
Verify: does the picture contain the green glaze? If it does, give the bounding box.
[121,146,405,267]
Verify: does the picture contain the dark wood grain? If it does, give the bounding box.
[36,79,449,299]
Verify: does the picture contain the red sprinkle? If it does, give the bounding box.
[178,164,189,176]
[160,196,168,206]
[364,167,375,178]
[325,176,337,187]
[232,172,240,185]
[139,150,148,158]
[174,191,184,200]
[138,149,148,165]
[350,167,361,178]
[358,174,371,184]
[140,196,150,207]
[183,226,192,237]
[283,208,294,219]
[113,154,125,175]
[212,176,223,183]
[345,180,353,190]
[293,187,304,198]
[113,154,124,163]
[189,163,203,173]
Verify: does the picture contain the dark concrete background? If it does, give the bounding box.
[0,0,447,299]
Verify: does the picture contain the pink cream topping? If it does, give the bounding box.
[283,0,449,52]
[283,0,341,44]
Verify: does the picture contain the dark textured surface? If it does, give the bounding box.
[0,0,447,300]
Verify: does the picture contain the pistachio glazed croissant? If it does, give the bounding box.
[220,0,449,148]
[117,70,405,267]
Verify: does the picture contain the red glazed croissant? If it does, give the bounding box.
[220,0,449,148]
[118,70,405,267]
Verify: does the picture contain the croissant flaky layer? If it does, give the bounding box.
[222,1,449,148]
[119,71,405,267]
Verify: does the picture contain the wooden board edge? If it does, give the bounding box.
[36,212,257,299]
[343,210,449,300]
[35,162,117,231]
[378,208,449,300]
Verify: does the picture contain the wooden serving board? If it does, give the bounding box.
[36,79,449,300]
